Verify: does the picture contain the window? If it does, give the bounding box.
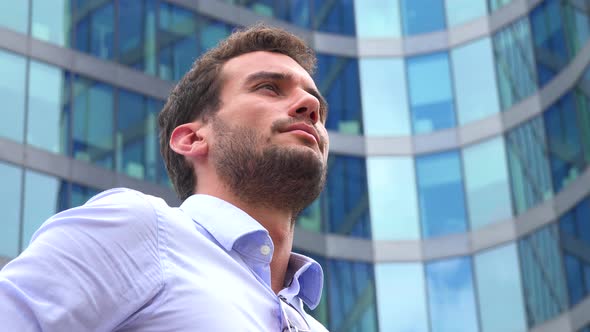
[451,38,500,125]
[0,162,22,258]
[324,156,371,238]
[296,198,322,233]
[445,0,487,26]
[506,117,553,214]
[474,244,527,332]
[426,257,478,332]
[407,52,456,134]
[493,18,537,110]
[312,0,355,35]
[359,58,410,136]
[117,0,157,74]
[401,0,445,35]
[367,157,419,240]
[74,1,114,60]
[489,0,513,12]
[354,0,401,38]
[0,2,29,33]
[199,18,231,53]
[31,0,70,46]
[416,150,467,238]
[463,137,512,229]
[27,61,70,154]
[0,50,26,143]
[375,263,428,332]
[71,183,100,208]
[72,77,114,169]
[158,3,197,81]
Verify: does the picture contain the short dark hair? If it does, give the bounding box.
[158,24,318,201]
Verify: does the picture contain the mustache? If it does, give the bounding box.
[270,118,325,146]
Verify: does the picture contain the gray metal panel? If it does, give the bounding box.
[448,16,490,47]
[470,218,517,253]
[458,112,504,147]
[403,30,448,56]
[421,232,471,260]
[413,128,459,154]
[28,37,75,69]
[23,146,71,179]
[0,255,11,268]
[529,313,572,332]
[0,26,28,54]
[488,0,530,31]
[0,138,25,166]
[570,296,590,331]
[501,94,542,131]
[515,199,556,237]
[293,228,328,256]
[554,169,590,216]
[325,234,373,262]
[373,240,422,262]
[328,132,365,156]
[313,33,358,57]
[365,136,413,156]
[356,38,403,57]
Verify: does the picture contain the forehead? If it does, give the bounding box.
[221,51,316,89]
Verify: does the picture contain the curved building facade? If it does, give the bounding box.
[0,0,589,331]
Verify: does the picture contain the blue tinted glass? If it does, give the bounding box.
[506,117,553,214]
[22,170,68,249]
[375,263,428,332]
[27,61,70,154]
[577,86,590,165]
[316,55,363,134]
[274,0,310,28]
[367,157,419,240]
[31,0,70,46]
[576,199,590,245]
[518,224,568,326]
[0,50,26,143]
[0,162,22,258]
[452,38,500,125]
[199,18,231,53]
[158,3,197,81]
[328,259,376,331]
[463,137,512,229]
[312,0,355,35]
[445,0,487,26]
[116,90,159,181]
[407,52,455,133]
[354,0,401,38]
[475,244,527,332]
[0,2,28,33]
[426,257,478,332]
[324,156,370,238]
[72,77,114,169]
[401,0,445,35]
[416,150,467,238]
[296,197,322,233]
[544,92,585,192]
[74,2,114,59]
[564,254,586,306]
[489,0,513,11]
[360,58,410,136]
[493,18,537,110]
[564,0,590,55]
[530,0,569,86]
[71,183,99,208]
[118,0,157,74]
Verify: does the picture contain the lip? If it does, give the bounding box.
[283,123,320,146]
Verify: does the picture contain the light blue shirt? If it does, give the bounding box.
[0,188,328,331]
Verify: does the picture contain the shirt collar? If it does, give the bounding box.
[283,253,324,310]
[179,194,268,252]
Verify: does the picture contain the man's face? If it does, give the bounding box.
[207,51,329,214]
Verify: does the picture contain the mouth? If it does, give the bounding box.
[282,123,320,146]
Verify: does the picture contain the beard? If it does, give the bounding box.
[210,117,327,216]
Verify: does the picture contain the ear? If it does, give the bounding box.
[169,122,209,158]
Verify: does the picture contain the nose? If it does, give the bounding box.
[288,89,320,124]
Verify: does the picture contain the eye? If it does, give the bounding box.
[257,83,279,94]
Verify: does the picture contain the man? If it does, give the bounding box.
[0,25,329,331]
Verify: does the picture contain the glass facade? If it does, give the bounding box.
[1,0,590,331]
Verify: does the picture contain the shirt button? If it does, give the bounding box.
[260,244,271,256]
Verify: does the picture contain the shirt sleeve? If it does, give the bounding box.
[0,188,164,332]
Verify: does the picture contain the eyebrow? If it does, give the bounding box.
[244,71,328,121]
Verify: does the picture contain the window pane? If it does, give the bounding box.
[563,0,590,55]
[493,18,537,110]
[74,2,114,60]
[158,2,197,81]
[72,77,114,169]
[401,0,445,35]
[506,117,553,214]
[407,52,455,134]
[296,197,322,233]
[328,259,376,331]
[445,0,487,26]
[324,156,371,238]
[316,55,363,134]
[27,61,70,154]
[354,0,401,38]
[71,183,99,208]
[489,0,513,12]
[576,85,590,165]
[312,0,355,35]
[199,18,231,53]
[0,2,28,33]
[0,162,22,258]
[564,254,586,306]
[416,150,467,238]
[544,92,585,192]
[360,58,410,136]
[375,263,428,332]
[22,170,68,249]
[117,0,157,74]
[475,244,527,332]
[31,0,70,46]
[426,257,478,332]
[518,224,568,326]
[116,90,159,181]
[367,157,419,240]
[0,50,26,143]
[452,38,500,125]
[275,0,311,28]
[463,137,512,229]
